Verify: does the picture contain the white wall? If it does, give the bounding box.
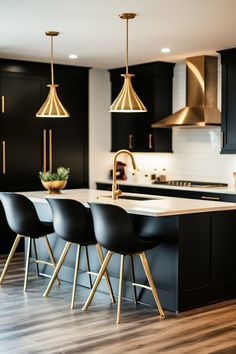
[89,60,236,187]
[89,69,112,188]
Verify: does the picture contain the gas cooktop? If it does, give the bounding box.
[152,180,228,188]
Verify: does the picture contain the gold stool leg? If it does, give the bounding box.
[44,236,61,285]
[96,244,115,304]
[139,253,165,317]
[85,245,93,289]
[130,255,138,304]
[0,234,22,284]
[82,251,112,311]
[116,255,124,324]
[23,237,31,292]
[32,239,40,277]
[43,242,71,298]
[71,244,81,309]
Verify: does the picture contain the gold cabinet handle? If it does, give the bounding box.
[129,134,133,149]
[201,196,220,201]
[49,129,52,173]
[43,129,47,173]
[2,140,6,174]
[1,96,5,114]
[221,132,224,149]
[149,133,153,149]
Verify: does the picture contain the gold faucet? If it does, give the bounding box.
[112,149,137,200]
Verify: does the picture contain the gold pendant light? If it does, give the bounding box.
[109,13,147,113]
[36,31,70,118]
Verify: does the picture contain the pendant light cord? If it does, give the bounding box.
[50,35,54,85]
[126,18,129,75]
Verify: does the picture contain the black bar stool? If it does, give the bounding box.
[82,202,164,324]
[43,198,115,309]
[0,192,59,292]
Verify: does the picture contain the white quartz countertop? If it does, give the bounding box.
[21,188,236,217]
[97,180,236,195]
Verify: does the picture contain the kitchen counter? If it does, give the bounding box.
[97,179,236,194]
[20,188,236,313]
[21,188,236,217]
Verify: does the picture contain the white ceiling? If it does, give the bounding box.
[1,0,236,69]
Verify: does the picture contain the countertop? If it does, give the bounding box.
[21,188,236,218]
[97,180,236,195]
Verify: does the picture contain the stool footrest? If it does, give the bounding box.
[87,271,106,279]
[132,282,151,291]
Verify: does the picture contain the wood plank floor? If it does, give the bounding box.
[0,253,236,354]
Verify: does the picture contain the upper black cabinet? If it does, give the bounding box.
[0,59,89,192]
[110,61,175,152]
[218,48,236,153]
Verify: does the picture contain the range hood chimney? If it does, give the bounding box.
[152,56,221,128]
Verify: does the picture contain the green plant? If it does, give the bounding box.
[39,167,70,182]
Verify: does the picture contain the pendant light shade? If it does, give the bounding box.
[36,31,70,118]
[109,13,147,113]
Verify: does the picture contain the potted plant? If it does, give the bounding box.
[39,167,70,194]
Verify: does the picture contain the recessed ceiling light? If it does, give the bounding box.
[161,48,171,53]
[68,54,78,59]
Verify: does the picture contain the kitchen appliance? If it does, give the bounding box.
[152,180,228,188]
[152,56,221,128]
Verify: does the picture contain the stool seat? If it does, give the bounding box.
[82,202,165,324]
[43,198,115,309]
[0,192,59,292]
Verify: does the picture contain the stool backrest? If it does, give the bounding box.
[0,192,43,236]
[47,198,96,244]
[89,202,138,254]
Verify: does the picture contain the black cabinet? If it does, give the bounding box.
[218,48,236,153]
[110,62,175,152]
[0,59,89,253]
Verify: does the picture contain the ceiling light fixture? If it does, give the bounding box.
[36,31,70,118]
[161,48,171,53]
[69,54,78,59]
[109,13,147,113]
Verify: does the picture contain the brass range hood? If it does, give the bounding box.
[152,56,221,128]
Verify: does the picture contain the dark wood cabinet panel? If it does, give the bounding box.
[218,48,236,153]
[110,62,175,152]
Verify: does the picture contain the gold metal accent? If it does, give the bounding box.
[221,132,224,149]
[49,129,52,172]
[44,236,60,285]
[2,140,6,174]
[71,244,81,309]
[149,133,153,149]
[36,32,69,118]
[1,96,5,113]
[139,253,165,317]
[109,13,147,112]
[116,255,124,324]
[43,129,47,173]
[112,149,137,200]
[82,251,113,311]
[41,180,67,194]
[43,242,71,298]
[0,234,22,285]
[128,134,133,149]
[201,196,220,201]
[152,56,221,128]
[96,244,115,303]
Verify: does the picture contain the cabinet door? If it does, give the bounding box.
[1,119,43,191]
[45,118,88,188]
[0,72,43,120]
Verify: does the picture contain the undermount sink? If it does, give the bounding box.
[97,195,161,201]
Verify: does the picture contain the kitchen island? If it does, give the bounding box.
[21,189,236,312]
